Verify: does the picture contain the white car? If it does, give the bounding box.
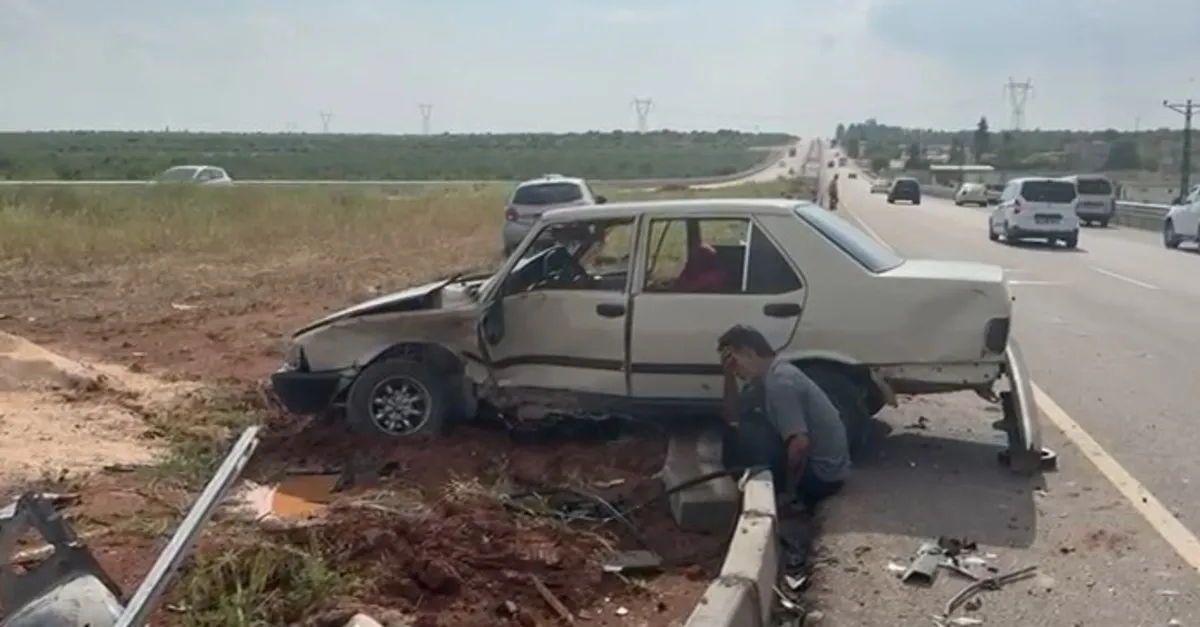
[869,179,891,194]
[1163,184,1200,249]
[273,198,1049,472]
[501,174,606,256]
[153,165,233,185]
[988,177,1080,248]
[954,182,989,207]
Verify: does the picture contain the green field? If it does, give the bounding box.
[0,130,794,182]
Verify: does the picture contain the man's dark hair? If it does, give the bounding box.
[717,324,776,357]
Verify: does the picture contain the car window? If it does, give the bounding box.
[511,182,584,206]
[1020,180,1076,203]
[793,203,904,273]
[158,166,199,181]
[506,218,634,295]
[643,218,750,294]
[1074,178,1112,195]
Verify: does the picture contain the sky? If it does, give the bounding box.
[1,0,1197,135]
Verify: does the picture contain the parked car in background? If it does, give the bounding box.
[152,165,233,185]
[1060,174,1115,227]
[870,178,891,194]
[501,174,605,256]
[954,182,989,207]
[271,198,1031,466]
[887,178,922,205]
[988,177,1079,248]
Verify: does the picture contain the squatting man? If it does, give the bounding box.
[718,325,850,511]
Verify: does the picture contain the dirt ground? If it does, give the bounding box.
[0,185,736,625]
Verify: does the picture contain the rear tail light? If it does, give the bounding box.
[504,207,518,222]
[1012,199,1022,214]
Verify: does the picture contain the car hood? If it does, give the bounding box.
[883,259,1003,284]
[293,278,456,337]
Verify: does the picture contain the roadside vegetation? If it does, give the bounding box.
[0,130,793,181]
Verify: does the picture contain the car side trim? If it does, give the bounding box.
[463,351,722,376]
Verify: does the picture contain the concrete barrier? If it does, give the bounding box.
[683,471,779,627]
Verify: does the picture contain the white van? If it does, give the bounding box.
[988,177,1079,248]
[1060,174,1115,227]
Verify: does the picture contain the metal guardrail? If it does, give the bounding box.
[919,184,1173,232]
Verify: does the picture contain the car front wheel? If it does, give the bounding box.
[346,358,451,438]
[1164,220,1182,249]
[800,364,872,460]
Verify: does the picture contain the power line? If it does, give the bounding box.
[631,98,653,132]
[418,103,433,135]
[1003,78,1033,131]
[1163,98,1200,196]
[318,110,332,133]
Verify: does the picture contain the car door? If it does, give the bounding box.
[992,182,1018,229]
[627,212,805,401]
[474,216,636,399]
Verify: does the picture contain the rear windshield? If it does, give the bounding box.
[894,179,919,191]
[794,203,904,273]
[1074,178,1113,195]
[1019,180,1076,203]
[157,167,199,181]
[511,182,584,206]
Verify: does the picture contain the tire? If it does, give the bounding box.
[1164,220,1182,249]
[345,358,452,438]
[1098,218,1110,228]
[886,197,896,204]
[988,221,999,242]
[1003,221,1018,244]
[799,364,872,460]
[1063,233,1078,249]
[954,200,963,206]
[913,198,922,205]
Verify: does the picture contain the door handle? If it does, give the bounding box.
[595,303,626,318]
[763,302,802,318]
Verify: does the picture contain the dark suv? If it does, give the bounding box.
[887,177,922,205]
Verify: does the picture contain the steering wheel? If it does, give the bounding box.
[529,246,590,290]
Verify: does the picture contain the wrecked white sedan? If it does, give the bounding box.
[271,199,1048,472]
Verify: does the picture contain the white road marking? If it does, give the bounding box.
[1090,266,1158,290]
[1034,385,1200,575]
[846,202,1200,574]
[1006,280,1059,286]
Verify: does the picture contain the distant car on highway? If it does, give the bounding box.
[1163,184,1200,249]
[502,174,606,256]
[152,165,233,186]
[847,172,858,180]
[886,178,922,205]
[870,179,891,194]
[953,182,989,207]
[1060,174,1115,227]
[987,177,1079,248]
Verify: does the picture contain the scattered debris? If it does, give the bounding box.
[941,565,1039,622]
[902,541,944,585]
[529,572,575,624]
[592,478,626,489]
[905,416,930,430]
[601,550,664,575]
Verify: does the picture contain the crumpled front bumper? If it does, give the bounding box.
[269,366,351,415]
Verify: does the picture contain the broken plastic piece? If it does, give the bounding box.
[903,541,944,585]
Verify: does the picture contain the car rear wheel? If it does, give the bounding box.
[988,221,999,241]
[1062,234,1078,249]
[346,358,451,438]
[800,364,872,460]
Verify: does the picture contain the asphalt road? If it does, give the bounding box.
[808,142,1200,624]
[691,137,815,189]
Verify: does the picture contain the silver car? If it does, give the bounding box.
[153,165,233,185]
[501,174,605,255]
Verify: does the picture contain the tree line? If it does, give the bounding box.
[833,119,1183,174]
[0,130,794,181]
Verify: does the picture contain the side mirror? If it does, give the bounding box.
[595,195,608,205]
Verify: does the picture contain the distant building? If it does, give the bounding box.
[1066,140,1111,171]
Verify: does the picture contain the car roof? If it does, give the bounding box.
[893,177,919,182]
[542,198,809,223]
[516,174,587,188]
[1010,176,1069,184]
